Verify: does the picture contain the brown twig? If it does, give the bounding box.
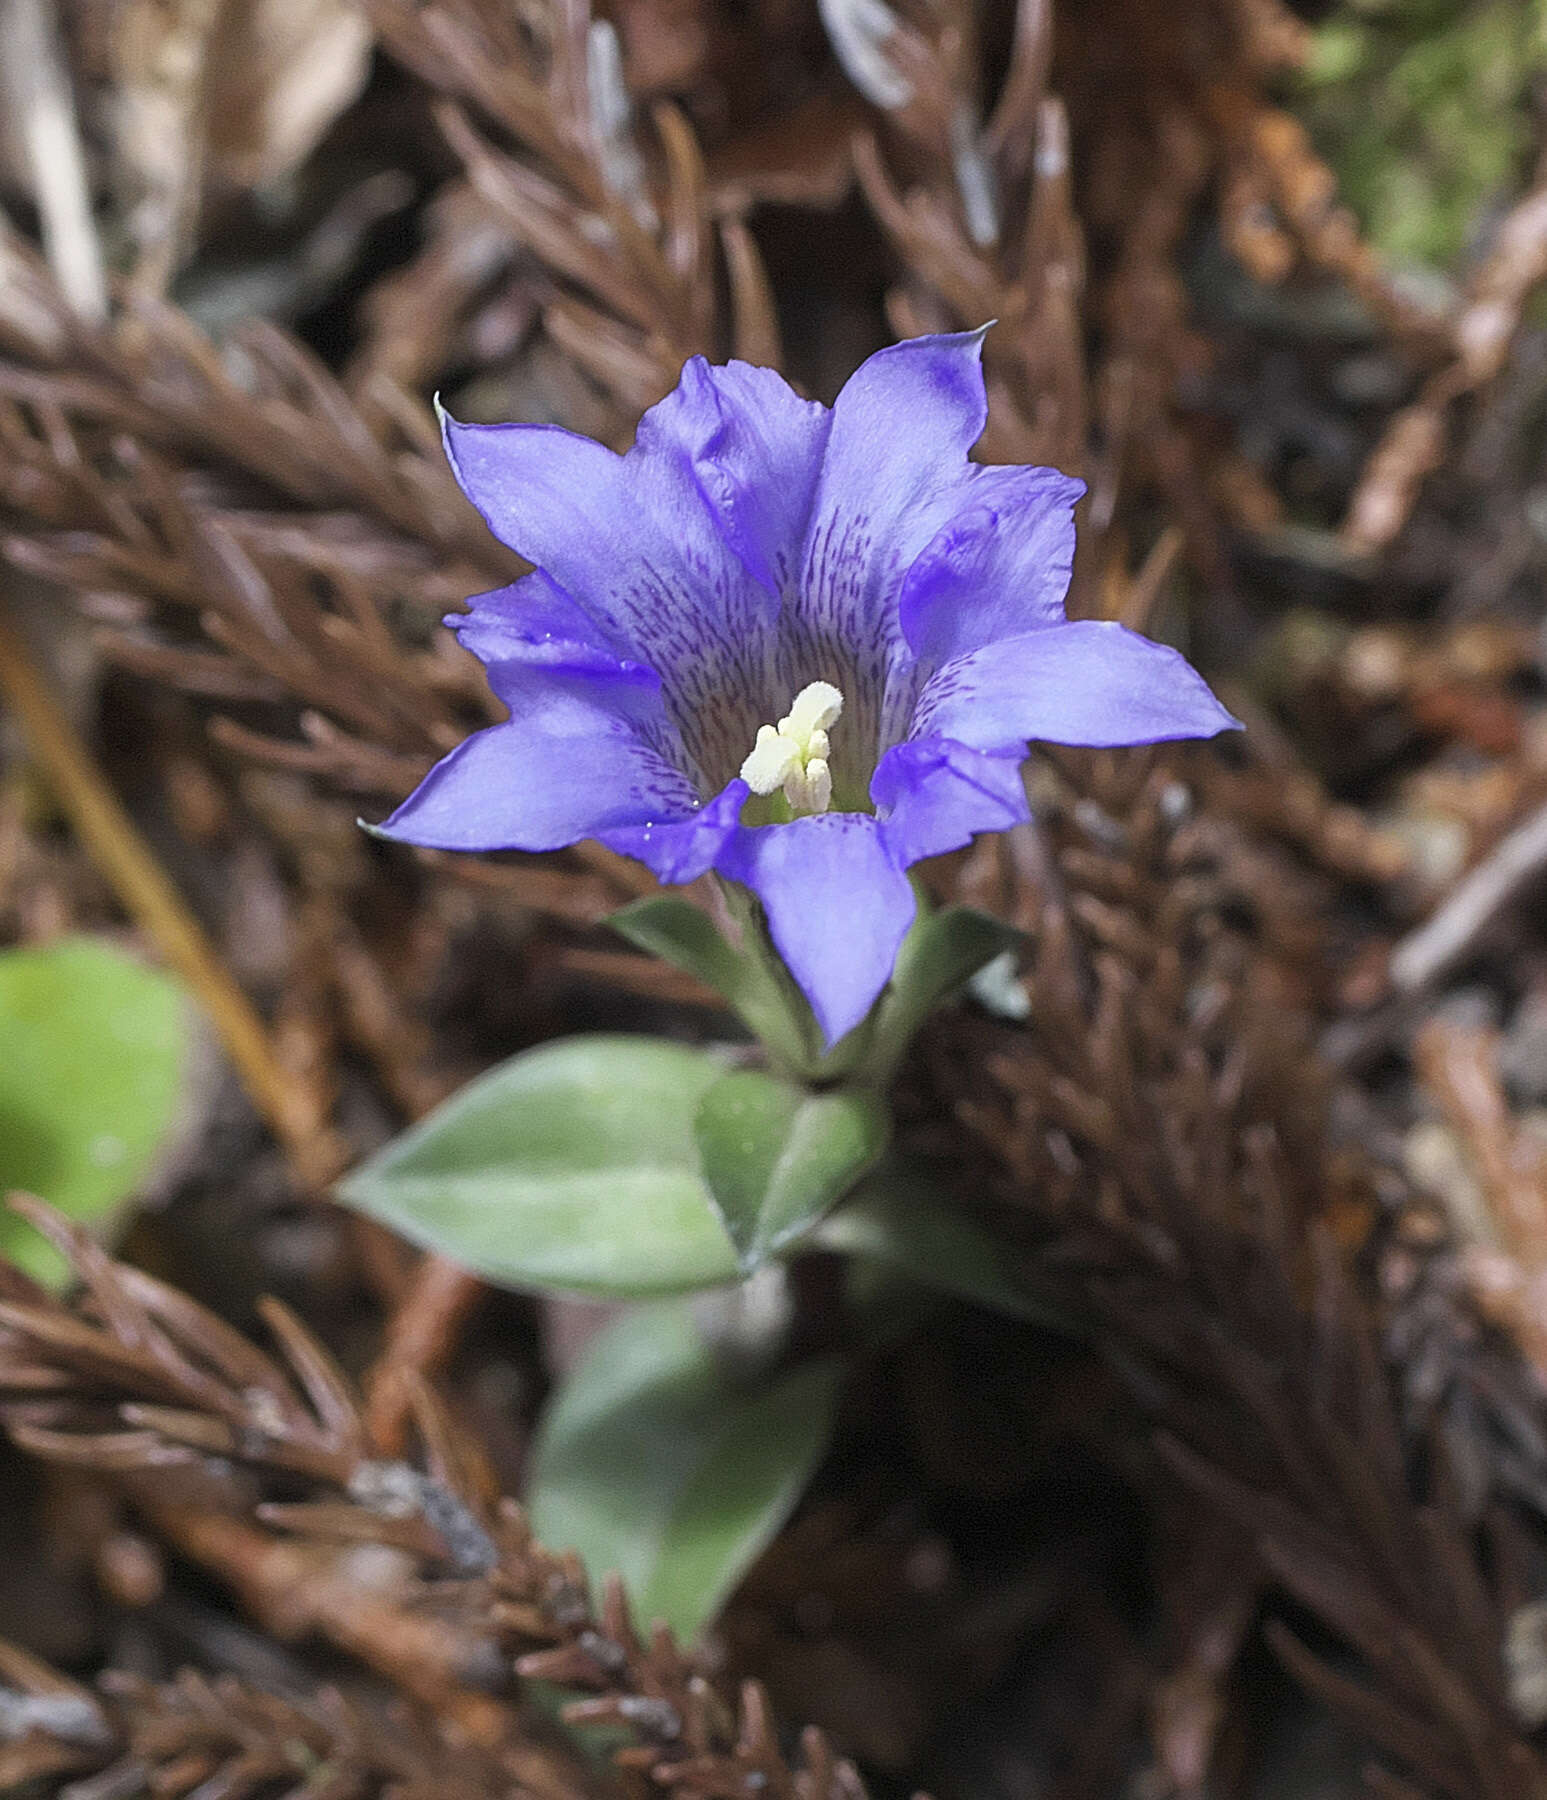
[364,1256,488,1455]
[1390,798,1547,994]
[0,0,107,321]
[1344,174,1547,555]
[1415,1021,1547,1387]
[142,1504,513,1745]
[0,1650,522,1800]
[928,743,1547,1797]
[0,1199,882,1800]
[0,604,345,1185]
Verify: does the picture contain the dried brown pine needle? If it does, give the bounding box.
[0,1199,879,1800]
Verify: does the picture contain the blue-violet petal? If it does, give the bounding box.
[872,735,1030,866]
[716,813,917,1047]
[912,619,1242,752]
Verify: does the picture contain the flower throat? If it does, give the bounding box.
[739,682,844,817]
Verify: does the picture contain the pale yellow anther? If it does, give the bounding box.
[739,681,844,815]
[780,681,843,743]
[741,723,801,794]
[798,758,832,814]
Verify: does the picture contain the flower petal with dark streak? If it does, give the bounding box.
[637,357,831,598]
[601,780,750,885]
[383,332,1243,1047]
[440,404,773,755]
[450,571,645,685]
[374,669,701,853]
[871,735,1030,866]
[717,813,917,1046]
[896,465,1085,665]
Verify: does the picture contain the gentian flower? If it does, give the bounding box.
[377,331,1238,1046]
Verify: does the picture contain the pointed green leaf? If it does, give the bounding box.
[0,938,191,1286]
[609,895,814,1071]
[336,1036,742,1296]
[528,1300,841,1641]
[694,1071,889,1271]
[816,1159,1074,1331]
[866,905,1022,1081]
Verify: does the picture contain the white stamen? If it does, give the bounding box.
[741,723,801,794]
[801,758,832,814]
[739,681,844,815]
[782,681,843,740]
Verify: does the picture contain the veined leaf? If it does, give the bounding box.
[336,1035,744,1297]
[529,1300,841,1641]
[695,1071,888,1270]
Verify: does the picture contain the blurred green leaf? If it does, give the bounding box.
[336,1035,745,1296]
[0,938,190,1286]
[528,1300,841,1642]
[609,895,815,1071]
[866,905,1021,1081]
[817,1158,1074,1330]
[1299,0,1547,270]
[694,1071,888,1270]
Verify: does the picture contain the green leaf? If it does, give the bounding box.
[528,1300,842,1642]
[609,895,814,1071]
[0,938,191,1286]
[336,1036,744,1297]
[866,906,1022,1082]
[816,1159,1074,1331]
[694,1071,888,1271]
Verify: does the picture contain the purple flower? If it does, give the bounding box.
[377,331,1238,1046]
